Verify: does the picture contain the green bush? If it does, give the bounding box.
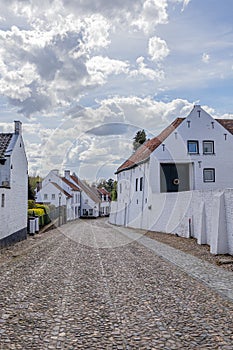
[28,208,45,217]
[28,200,36,209]
[35,204,50,214]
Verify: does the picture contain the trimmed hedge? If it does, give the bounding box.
[35,204,50,214]
[28,208,44,217]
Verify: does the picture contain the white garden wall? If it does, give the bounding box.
[110,189,233,255]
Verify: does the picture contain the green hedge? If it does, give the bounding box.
[35,204,50,214]
[28,208,45,217]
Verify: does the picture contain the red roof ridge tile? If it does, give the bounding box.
[116,117,184,174]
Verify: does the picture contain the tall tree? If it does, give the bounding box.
[111,181,118,201]
[133,129,146,151]
[28,176,35,200]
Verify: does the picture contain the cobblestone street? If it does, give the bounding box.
[0,219,233,349]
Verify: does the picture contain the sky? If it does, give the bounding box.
[0,0,233,182]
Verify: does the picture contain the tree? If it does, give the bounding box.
[133,129,147,151]
[111,181,118,201]
[28,176,35,200]
[97,178,114,193]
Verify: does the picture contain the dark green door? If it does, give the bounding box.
[160,164,179,192]
[160,163,190,192]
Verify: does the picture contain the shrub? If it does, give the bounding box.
[28,200,36,209]
[35,204,50,214]
[28,208,45,217]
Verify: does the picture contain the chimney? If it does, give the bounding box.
[14,121,22,135]
[64,170,70,179]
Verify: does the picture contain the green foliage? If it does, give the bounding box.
[28,200,36,209]
[28,208,45,217]
[28,176,35,200]
[97,178,115,193]
[29,175,43,193]
[133,129,147,151]
[35,204,50,214]
[111,180,118,201]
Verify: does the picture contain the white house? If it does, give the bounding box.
[35,169,81,221]
[0,121,28,247]
[69,173,101,218]
[97,187,111,216]
[36,169,101,219]
[110,105,233,254]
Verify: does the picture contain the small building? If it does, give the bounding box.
[35,170,81,221]
[69,173,101,218]
[97,187,111,216]
[0,121,28,247]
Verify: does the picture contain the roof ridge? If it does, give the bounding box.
[116,117,184,174]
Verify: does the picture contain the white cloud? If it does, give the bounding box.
[86,56,129,85]
[148,36,170,62]
[202,53,210,64]
[132,0,168,34]
[130,56,165,80]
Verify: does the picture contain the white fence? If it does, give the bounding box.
[109,189,233,255]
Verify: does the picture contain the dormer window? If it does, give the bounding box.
[187,140,199,154]
[203,141,214,154]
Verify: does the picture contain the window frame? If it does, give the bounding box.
[203,140,214,155]
[187,140,199,154]
[135,178,138,192]
[140,177,143,191]
[203,168,215,183]
[44,193,48,200]
[1,193,5,207]
[51,193,55,200]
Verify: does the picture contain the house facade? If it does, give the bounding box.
[98,188,111,216]
[0,121,28,247]
[110,105,233,255]
[36,169,101,219]
[69,173,100,218]
[35,169,81,221]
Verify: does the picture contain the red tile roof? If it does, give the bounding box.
[216,119,233,135]
[61,177,80,191]
[70,175,101,203]
[51,182,72,198]
[116,118,184,174]
[98,188,110,196]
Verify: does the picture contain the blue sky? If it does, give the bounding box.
[0,0,232,182]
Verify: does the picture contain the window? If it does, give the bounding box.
[89,209,93,216]
[119,183,122,194]
[187,141,199,154]
[203,141,214,154]
[140,177,143,191]
[44,194,48,200]
[1,194,5,207]
[135,178,138,191]
[85,199,88,204]
[203,168,215,182]
[51,194,55,200]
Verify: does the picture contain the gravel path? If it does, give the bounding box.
[0,218,232,349]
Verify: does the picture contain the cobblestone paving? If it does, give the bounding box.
[0,219,233,349]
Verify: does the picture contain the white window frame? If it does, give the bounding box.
[203,168,215,182]
[203,141,214,154]
[187,140,199,154]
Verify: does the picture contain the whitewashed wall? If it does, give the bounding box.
[0,135,28,242]
[110,189,233,255]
